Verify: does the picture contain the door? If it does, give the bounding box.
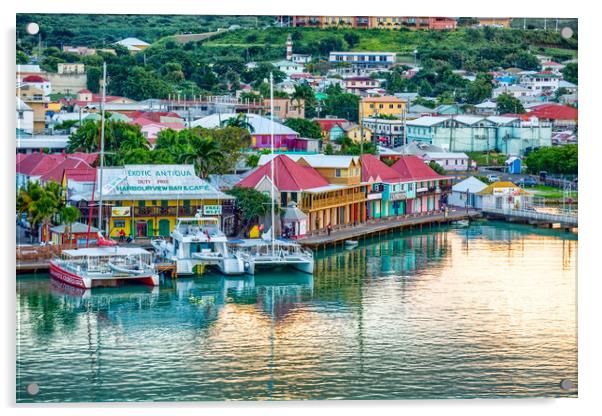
[136,221,147,238]
[159,219,170,237]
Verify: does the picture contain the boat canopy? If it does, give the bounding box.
[62,247,151,257]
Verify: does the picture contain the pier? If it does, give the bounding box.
[481,207,578,230]
[298,209,482,250]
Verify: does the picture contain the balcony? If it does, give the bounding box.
[305,192,367,210]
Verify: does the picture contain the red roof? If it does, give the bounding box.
[391,156,447,181]
[236,155,329,191]
[16,153,66,176]
[541,61,562,66]
[313,118,348,132]
[23,75,47,83]
[78,88,91,94]
[40,156,94,183]
[527,104,578,120]
[63,167,97,182]
[128,111,183,123]
[360,154,402,183]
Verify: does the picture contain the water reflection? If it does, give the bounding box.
[17,222,577,402]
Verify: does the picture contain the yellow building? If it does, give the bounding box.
[252,154,367,232]
[341,122,373,143]
[361,96,407,119]
[478,18,513,28]
[84,165,235,238]
[16,85,47,133]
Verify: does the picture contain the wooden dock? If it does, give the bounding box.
[298,209,482,250]
[17,260,177,275]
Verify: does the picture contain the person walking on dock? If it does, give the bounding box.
[327,223,332,236]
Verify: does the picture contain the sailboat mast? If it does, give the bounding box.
[98,61,107,234]
[270,72,275,253]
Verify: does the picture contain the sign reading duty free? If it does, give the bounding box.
[115,165,212,194]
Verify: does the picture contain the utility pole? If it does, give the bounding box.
[359,99,364,155]
[98,61,107,235]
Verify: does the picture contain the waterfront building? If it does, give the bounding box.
[50,221,99,246]
[361,154,415,218]
[448,176,487,209]
[329,52,397,69]
[191,113,299,150]
[16,152,97,192]
[477,181,531,211]
[72,164,235,239]
[391,156,451,213]
[248,155,368,234]
[406,115,552,155]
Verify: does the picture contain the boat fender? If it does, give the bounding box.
[244,262,250,271]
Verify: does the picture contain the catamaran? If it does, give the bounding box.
[50,247,159,289]
[49,62,159,289]
[231,73,314,275]
[151,216,246,275]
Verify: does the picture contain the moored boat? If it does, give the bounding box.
[49,246,159,289]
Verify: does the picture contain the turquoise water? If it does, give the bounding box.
[16,222,578,402]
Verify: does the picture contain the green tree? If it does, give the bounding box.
[226,187,280,233]
[562,63,577,84]
[323,91,359,122]
[178,136,223,178]
[428,161,446,175]
[246,153,260,168]
[17,181,63,242]
[496,93,526,114]
[344,32,360,49]
[17,50,29,64]
[284,118,322,139]
[220,113,255,132]
[59,205,81,247]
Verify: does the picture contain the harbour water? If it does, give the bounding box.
[16,222,577,402]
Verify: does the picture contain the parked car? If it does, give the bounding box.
[518,177,538,187]
[487,174,500,182]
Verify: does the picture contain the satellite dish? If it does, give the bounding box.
[26,22,40,36]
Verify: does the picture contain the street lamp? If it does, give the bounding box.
[413,49,418,66]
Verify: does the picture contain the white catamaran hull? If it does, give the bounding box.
[243,257,314,275]
[50,260,159,289]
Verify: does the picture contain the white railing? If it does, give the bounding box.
[482,207,578,226]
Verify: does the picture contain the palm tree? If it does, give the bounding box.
[60,206,81,248]
[179,136,224,178]
[221,113,255,132]
[17,181,63,243]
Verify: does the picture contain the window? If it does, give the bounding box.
[335,169,341,177]
[138,200,145,207]
[18,111,24,119]
[114,220,126,228]
[389,104,394,109]
[161,200,168,208]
